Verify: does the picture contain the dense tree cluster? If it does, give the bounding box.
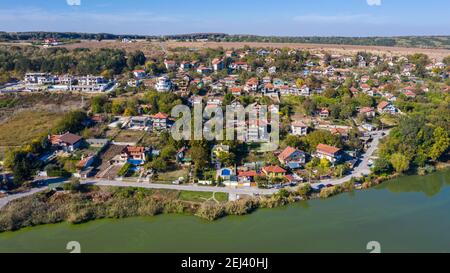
[0,46,147,76]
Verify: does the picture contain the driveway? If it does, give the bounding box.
[315,129,389,188]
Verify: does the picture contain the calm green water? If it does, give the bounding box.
[0,170,449,253]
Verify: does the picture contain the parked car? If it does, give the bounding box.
[326,184,334,188]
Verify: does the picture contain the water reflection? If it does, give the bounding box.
[376,170,450,197]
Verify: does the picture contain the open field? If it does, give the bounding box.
[61,39,164,56]
[0,110,62,146]
[57,40,450,61]
[179,191,228,203]
[166,41,450,61]
[156,168,189,183]
[113,130,144,144]
[0,110,63,158]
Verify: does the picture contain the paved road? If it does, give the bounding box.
[82,179,278,195]
[0,177,69,209]
[315,129,389,188]
[0,130,388,208]
[0,187,47,209]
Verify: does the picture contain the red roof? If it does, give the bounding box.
[359,107,374,114]
[262,165,287,173]
[316,143,341,155]
[151,112,169,119]
[246,77,258,85]
[291,121,307,127]
[377,101,390,110]
[278,146,297,162]
[238,170,260,177]
[230,87,242,93]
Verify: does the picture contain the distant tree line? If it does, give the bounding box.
[1,32,449,49]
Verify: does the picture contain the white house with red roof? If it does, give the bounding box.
[291,121,308,136]
[377,101,398,115]
[212,58,225,71]
[150,112,170,130]
[278,146,306,167]
[314,143,343,163]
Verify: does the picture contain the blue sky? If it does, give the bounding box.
[0,0,449,36]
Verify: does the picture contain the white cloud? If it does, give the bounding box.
[367,0,381,6]
[67,0,81,6]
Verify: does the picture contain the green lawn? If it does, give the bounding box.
[179,191,229,203]
[156,168,189,182]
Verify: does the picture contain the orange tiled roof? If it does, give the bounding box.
[262,165,287,173]
[316,143,341,155]
[278,146,297,161]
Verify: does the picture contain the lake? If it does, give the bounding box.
[0,169,449,253]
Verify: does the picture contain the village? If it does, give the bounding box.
[1,41,448,199]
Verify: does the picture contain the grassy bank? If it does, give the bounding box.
[2,167,449,232]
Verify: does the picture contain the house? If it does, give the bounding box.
[49,133,83,152]
[128,116,151,131]
[179,61,192,71]
[164,60,177,70]
[229,86,243,96]
[268,66,277,74]
[360,84,371,92]
[362,123,376,132]
[150,112,170,130]
[223,76,237,87]
[262,83,276,94]
[155,76,172,92]
[212,58,225,71]
[314,143,343,164]
[359,107,376,118]
[237,170,260,185]
[318,108,330,118]
[244,77,259,92]
[300,85,310,96]
[261,165,287,178]
[257,49,270,56]
[278,147,306,167]
[377,101,398,115]
[76,155,95,171]
[247,119,269,142]
[291,121,308,136]
[133,70,146,79]
[196,66,212,74]
[225,50,235,58]
[115,146,147,165]
[230,61,250,71]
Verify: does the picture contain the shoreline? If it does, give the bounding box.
[1,166,448,233]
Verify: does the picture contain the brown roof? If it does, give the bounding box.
[316,143,341,155]
[58,133,82,145]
